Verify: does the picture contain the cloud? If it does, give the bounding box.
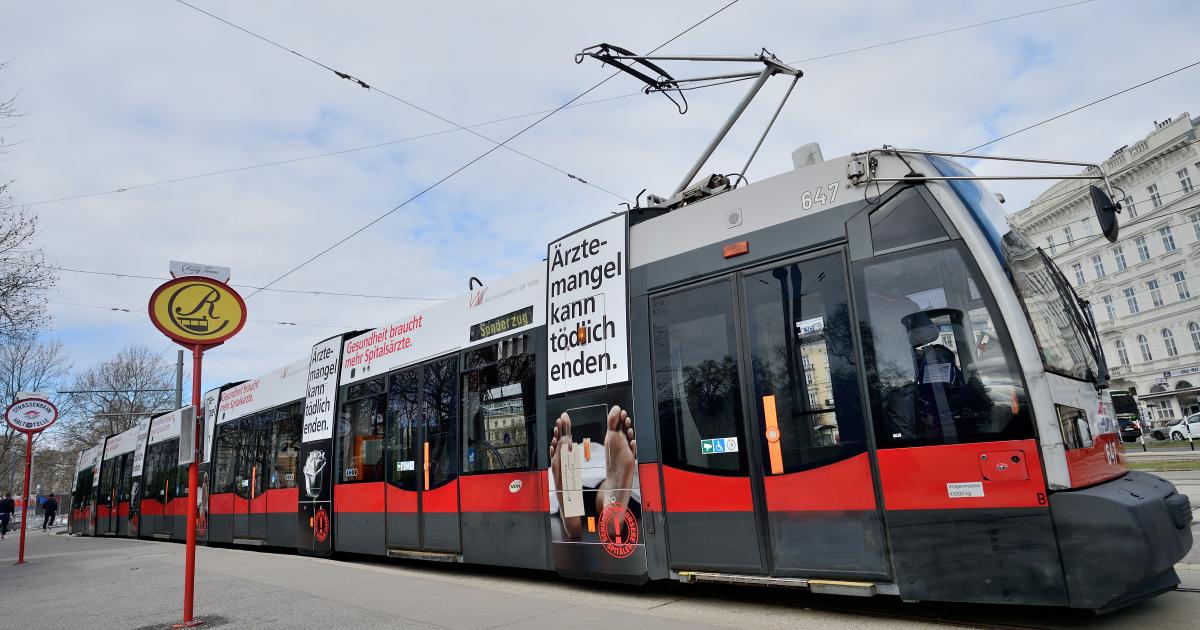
[1,0,1197,387]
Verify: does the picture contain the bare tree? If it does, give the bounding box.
[0,61,56,339]
[0,336,71,492]
[30,446,76,497]
[59,345,175,449]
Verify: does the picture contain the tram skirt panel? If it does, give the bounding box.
[335,482,386,556]
[878,442,1068,606]
[266,488,299,547]
[459,472,551,570]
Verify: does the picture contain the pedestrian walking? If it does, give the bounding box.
[0,492,14,540]
[42,493,58,531]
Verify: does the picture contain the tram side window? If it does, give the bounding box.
[869,187,950,253]
[387,368,420,490]
[214,421,240,494]
[462,337,537,473]
[119,453,134,502]
[272,403,301,489]
[339,377,386,483]
[854,242,1032,447]
[742,255,867,471]
[651,281,747,474]
[98,460,115,506]
[425,357,460,488]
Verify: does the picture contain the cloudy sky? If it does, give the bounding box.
[2,0,1198,392]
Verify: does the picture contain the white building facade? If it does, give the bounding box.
[1010,112,1200,426]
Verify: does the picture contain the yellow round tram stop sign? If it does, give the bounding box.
[148,276,247,347]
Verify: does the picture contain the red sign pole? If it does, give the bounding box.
[15,432,33,565]
[178,344,204,628]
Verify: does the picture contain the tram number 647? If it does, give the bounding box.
[801,182,839,210]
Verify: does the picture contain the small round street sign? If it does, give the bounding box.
[149,276,247,346]
[5,398,59,433]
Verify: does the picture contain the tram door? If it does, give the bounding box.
[383,355,461,553]
[651,251,888,577]
[150,444,174,537]
[233,415,271,541]
[104,455,127,534]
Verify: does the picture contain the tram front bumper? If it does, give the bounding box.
[1049,470,1192,611]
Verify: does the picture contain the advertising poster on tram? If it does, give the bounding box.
[129,415,152,533]
[544,214,644,578]
[298,335,343,556]
[197,387,221,540]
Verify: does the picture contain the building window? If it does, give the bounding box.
[1102,295,1116,321]
[1148,183,1162,209]
[1137,334,1153,362]
[1148,279,1164,307]
[1091,255,1105,278]
[1072,263,1085,286]
[1163,329,1179,358]
[1047,236,1057,255]
[1135,236,1150,261]
[1180,168,1194,194]
[1064,225,1074,244]
[1113,246,1127,270]
[1173,270,1190,300]
[1124,287,1139,314]
[1190,211,1200,241]
[1115,339,1130,366]
[1190,322,1200,352]
[1083,218,1093,236]
[1160,226,1177,252]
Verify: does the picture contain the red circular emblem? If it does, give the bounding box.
[314,507,330,543]
[598,503,639,559]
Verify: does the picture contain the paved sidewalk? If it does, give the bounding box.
[0,533,930,630]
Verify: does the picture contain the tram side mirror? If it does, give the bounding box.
[1090,185,1120,243]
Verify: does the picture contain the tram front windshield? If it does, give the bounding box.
[931,157,1104,384]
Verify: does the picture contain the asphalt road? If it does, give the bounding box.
[0,472,1194,630]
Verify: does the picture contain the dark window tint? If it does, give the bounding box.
[651,281,746,473]
[387,369,420,490]
[869,187,949,252]
[463,335,537,473]
[742,254,866,473]
[424,358,459,488]
[271,403,302,489]
[854,242,1032,447]
[214,421,239,494]
[338,377,386,483]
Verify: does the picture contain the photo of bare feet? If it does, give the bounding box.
[548,404,639,542]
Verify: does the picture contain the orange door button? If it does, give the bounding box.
[423,441,431,490]
[762,395,784,475]
[979,450,1029,482]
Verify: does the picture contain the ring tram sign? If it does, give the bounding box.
[148,276,247,347]
[4,397,59,433]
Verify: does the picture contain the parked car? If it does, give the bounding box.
[1117,417,1142,443]
[1151,418,1182,440]
[1170,414,1200,440]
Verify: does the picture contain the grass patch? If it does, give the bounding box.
[1127,460,1200,472]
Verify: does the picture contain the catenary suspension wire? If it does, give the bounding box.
[789,0,1096,64]
[1014,138,1200,213]
[240,0,742,299]
[172,0,628,202]
[1022,182,1199,239]
[963,59,1200,152]
[48,300,357,329]
[22,0,1095,208]
[35,265,445,302]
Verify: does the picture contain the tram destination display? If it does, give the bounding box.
[545,214,630,395]
[470,305,534,342]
